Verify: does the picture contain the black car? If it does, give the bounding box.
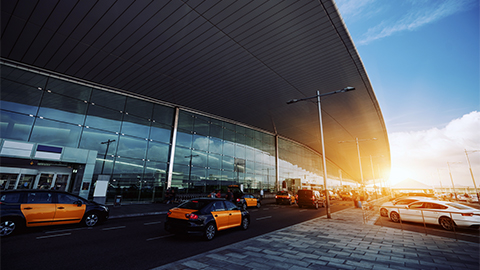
[296,189,325,209]
[0,190,109,237]
[165,198,250,240]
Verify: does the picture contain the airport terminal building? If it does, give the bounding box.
[0,0,390,203]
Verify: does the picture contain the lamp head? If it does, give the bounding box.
[286,99,298,104]
[342,86,355,92]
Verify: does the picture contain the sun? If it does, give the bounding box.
[388,166,416,185]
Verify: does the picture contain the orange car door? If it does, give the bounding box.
[211,201,230,230]
[54,193,86,225]
[21,192,55,227]
[225,201,241,228]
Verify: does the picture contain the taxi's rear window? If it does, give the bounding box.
[178,200,210,210]
[1,193,21,203]
[276,191,288,195]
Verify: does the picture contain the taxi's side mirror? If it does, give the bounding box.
[74,200,83,207]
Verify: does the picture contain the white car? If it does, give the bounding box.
[379,197,430,217]
[388,200,480,230]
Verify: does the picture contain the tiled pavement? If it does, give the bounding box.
[152,207,479,270]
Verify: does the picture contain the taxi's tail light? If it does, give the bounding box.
[275,195,278,199]
[186,213,199,220]
[236,198,241,202]
[461,213,473,216]
[312,195,315,201]
[167,211,172,216]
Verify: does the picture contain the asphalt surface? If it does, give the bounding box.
[108,199,479,270]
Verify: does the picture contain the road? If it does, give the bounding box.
[1,201,352,270]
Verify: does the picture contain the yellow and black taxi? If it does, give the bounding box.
[165,198,250,240]
[236,194,261,210]
[275,190,296,205]
[0,190,109,236]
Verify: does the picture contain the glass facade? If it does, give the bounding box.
[0,63,350,203]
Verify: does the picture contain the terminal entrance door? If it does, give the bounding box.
[0,167,72,191]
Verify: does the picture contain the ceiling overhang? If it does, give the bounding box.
[1,0,390,182]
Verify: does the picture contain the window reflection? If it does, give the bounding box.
[116,135,147,159]
[85,105,122,132]
[0,110,34,141]
[79,128,118,155]
[146,141,170,163]
[30,118,82,147]
[121,114,150,138]
[0,80,43,115]
[38,92,87,124]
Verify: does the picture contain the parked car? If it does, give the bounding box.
[387,199,480,230]
[164,198,250,240]
[0,190,109,237]
[236,194,261,210]
[379,197,431,217]
[296,190,325,209]
[275,191,296,205]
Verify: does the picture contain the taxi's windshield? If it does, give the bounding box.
[178,200,211,210]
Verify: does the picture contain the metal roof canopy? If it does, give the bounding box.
[1,0,390,183]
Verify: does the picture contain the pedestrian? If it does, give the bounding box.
[216,190,221,198]
[225,189,234,201]
[260,189,264,199]
[210,190,216,198]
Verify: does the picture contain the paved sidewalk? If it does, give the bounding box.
[152,207,479,270]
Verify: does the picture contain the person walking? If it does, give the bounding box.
[210,190,217,198]
[225,189,234,201]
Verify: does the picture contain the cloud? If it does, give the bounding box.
[388,111,480,187]
[336,0,476,45]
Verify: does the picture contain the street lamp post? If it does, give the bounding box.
[287,86,355,219]
[465,150,479,203]
[338,138,377,196]
[100,139,116,174]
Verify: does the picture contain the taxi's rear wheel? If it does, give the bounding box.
[1,218,22,237]
[84,212,100,227]
[241,217,249,230]
[242,203,247,211]
[204,223,216,240]
[256,201,261,208]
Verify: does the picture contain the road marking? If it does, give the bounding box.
[262,208,270,211]
[299,209,308,212]
[256,216,272,220]
[45,227,92,234]
[102,226,126,231]
[144,221,162,225]
[147,234,174,241]
[37,233,71,239]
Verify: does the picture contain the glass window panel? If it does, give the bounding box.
[152,104,174,125]
[192,134,209,152]
[207,168,222,181]
[193,118,209,136]
[46,77,92,101]
[223,142,234,157]
[0,79,43,115]
[207,153,222,169]
[177,111,194,131]
[223,128,236,143]
[208,137,223,154]
[90,89,126,111]
[245,146,255,161]
[38,92,87,124]
[222,170,234,182]
[121,114,151,138]
[0,110,34,141]
[113,157,145,174]
[144,160,167,184]
[173,146,191,166]
[171,164,189,187]
[176,129,193,148]
[30,118,81,147]
[1,65,48,89]
[235,144,245,159]
[116,135,147,159]
[245,128,255,139]
[222,155,234,171]
[246,160,255,174]
[190,167,207,181]
[94,154,114,174]
[85,105,122,132]
[209,123,223,139]
[224,122,235,131]
[79,128,118,155]
[125,97,153,118]
[146,141,170,162]
[190,150,207,168]
[150,122,172,144]
[236,133,245,145]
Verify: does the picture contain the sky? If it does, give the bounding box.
[335,0,479,188]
